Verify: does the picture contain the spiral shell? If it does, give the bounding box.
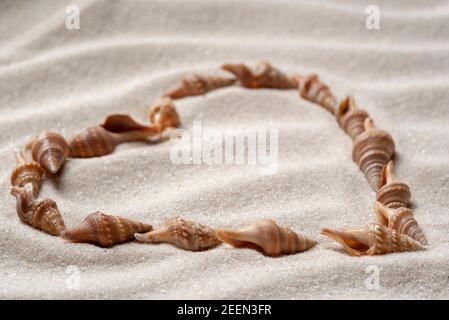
[376,161,411,209]
[375,201,428,245]
[135,216,221,251]
[61,211,153,247]
[31,130,69,174]
[321,223,425,256]
[222,61,297,89]
[10,155,43,198]
[148,97,180,131]
[295,73,337,114]
[216,219,316,256]
[101,113,158,133]
[10,186,65,236]
[352,118,395,191]
[68,114,159,158]
[68,126,116,158]
[165,74,236,99]
[10,185,34,222]
[336,96,369,140]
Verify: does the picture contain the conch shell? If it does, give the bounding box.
[336,96,369,140]
[352,118,395,191]
[165,74,236,99]
[295,73,337,114]
[216,219,316,256]
[222,61,297,89]
[134,216,221,251]
[375,201,428,245]
[10,150,44,198]
[321,223,425,256]
[10,186,65,236]
[148,97,180,131]
[68,114,159,158]
[376,161,411,209]
[31,130,69,173]
[61,211,153,247]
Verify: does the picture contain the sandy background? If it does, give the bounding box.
[1,0,449,299]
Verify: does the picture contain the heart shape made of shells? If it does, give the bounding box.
[9,61,428,257]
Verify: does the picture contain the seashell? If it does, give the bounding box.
[10,185,34,222]
[148,97,180,131]
[216,219,316,256]
[321,223,425,256]
[295,73,337,114]
[222,61,297,89]
[375,201,428,245]
[31,130,70,174]
[336,96,369,140]
[101,113,158,134]
[376,160,411,209]
[10,150,44,198]
[165,74,236,99]
[68,114,159,158]
[10,186,65,236]
[61,211,153,247]
[352,118,395,191]
[135,216,221,251]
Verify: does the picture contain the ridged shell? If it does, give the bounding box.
[165,74,236,99]
[10,161,43,198]
[61,211,153,247]
[31,130,69,174]
[222,61,297,89]
[352,118,395,191]
[376,160,411,209]
[68,114,159,158]
[10,185,34,222]
[216,219,316,256]
[296,74,337,114]
[321,223,424,256]
[68,126,117,158]
[375,201,428,245]
[336,96,369,140]
[10,186,65,236]
[134,216,221,251]
[148,97,180,131]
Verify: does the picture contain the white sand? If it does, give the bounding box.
[1,0,449,299]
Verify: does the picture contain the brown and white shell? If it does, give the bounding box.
[61,211,153,247]
[134,216,221,251]
[10,149,44,198]
[31,130,70,174]
[216,219,316,256]
[336,96,369,140]
[10,186,65,236]
[375,201,428,245]
[321,223,424,256]
[147,97,180,131]
[68,114,159,158]
[352,118,395,191]
[222,61,297,89]
[165,74,236,99]
[295,73,337,114]
[11,185,34,221]
[376,161,411,209]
